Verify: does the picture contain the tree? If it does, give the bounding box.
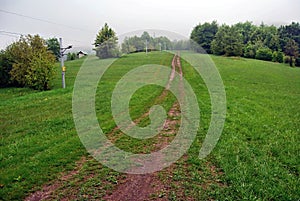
[173,40,190,50]
[94,23,120,59]
[284,38,299,67]
[67,52,77,60]
[279,22,300,53]
[263,25,280,51]
[244,40,263,58]
[234,21,256,45]
[141,31,151,42]
[121,32,172,54]
[190,21,218,53]
[0,50,14,87]
[155,36,172,51]
[8,35,56,90]
[211,25,244,56]
[211,25,228,55]
[46,38,60,60]
[224,26,244,56]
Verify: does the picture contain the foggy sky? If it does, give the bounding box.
[0,0,299,51]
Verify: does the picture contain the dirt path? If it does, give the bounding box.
[25,157,88,201]
[25,53,186,201]
[103,53,184,201]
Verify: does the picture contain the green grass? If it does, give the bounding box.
[0,58,88,200]
[210,56,300,200]
[1,53,300,200]
[0,52,175,200]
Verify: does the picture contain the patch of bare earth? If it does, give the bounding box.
[25,53,225,201]
[25,156,87,201]
[103,54,182,201]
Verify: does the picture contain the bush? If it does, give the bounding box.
[276,51,284,63]
[7,35,56,90]
[255,47,273,61]
[272,51,277,62]
[244,44,256,58]
[284,56,290,63]
[272,51,284,63]
[24,52,56,90]
[0,50,13,87]
[295,57,300,67]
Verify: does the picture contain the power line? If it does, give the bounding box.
[0,30,90,45]
[0,33,20,38]
[0,30,23,35]
[0,9,95,48]
[0,9,93,33]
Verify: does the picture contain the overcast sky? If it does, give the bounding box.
[0,0,299,51]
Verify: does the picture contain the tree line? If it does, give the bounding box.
[95,22,299,67]
[121,32,173,54]
[94,23,173,58]
[1,21,299,90]
[190,21,300,66]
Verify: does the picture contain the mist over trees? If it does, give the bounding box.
[191,21,300,66]
[121,31,173,54]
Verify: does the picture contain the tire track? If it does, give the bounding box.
[25,52,185,201]
[103,52,184,201]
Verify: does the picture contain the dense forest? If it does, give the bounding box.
[190,21,300,66]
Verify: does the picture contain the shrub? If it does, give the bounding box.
[24,52,56,90]
[272,51,284,63]
[284,56,290,63]
[8,35,56,90]
[255,47,273,61]
[276,51,284,63]
[244,44,256,58]
[0,50,13,87]
[295,57,300,67]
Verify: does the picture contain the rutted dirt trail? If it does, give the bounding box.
[103,52,184,201]
[26,53,186,201]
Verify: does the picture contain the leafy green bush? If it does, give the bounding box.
[0,50,13,87]
[7,35,56,90]
[255,47,273,61]
[244,44,256,58]
[284,56,290,63]
[295,57,300,67]
[272,51,284,63]
[276,51,284,63]
[24,52,56,90]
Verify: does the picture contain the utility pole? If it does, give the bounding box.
[59,38,65,89]
[59,38,72,89]
[145,40,148,55]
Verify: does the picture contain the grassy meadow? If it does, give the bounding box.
[0,52,299,200]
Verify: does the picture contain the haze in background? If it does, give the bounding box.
[0,0,299,51]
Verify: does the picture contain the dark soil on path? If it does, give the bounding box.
[25,53,224,201]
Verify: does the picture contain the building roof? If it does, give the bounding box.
[77,51,87,55]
